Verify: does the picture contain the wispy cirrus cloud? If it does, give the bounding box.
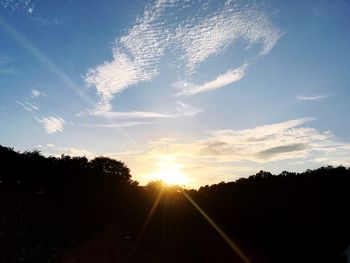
[16,100,39,112]
[91,111,174,119]
[85,122,152,129]
[79,102,202,121]
[37,116,65,134]
[174,4,281,73]
[85,0,281,112]
[175,64,247,96]
[16,89,46,112]
[16,89,66,134]
[31,89,47,98]
[175,101,203,116]
[85,0,169,114]
[0,0,34,13]
[297,95,332,101]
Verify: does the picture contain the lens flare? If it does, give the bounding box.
[136,188,164,245]
[182,191,251,263]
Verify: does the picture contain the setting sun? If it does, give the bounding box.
[149,168,188,186]
[146,157,190,186]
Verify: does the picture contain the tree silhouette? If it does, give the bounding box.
[1,144,350,263]
[89,156,131,182]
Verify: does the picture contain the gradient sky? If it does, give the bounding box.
[1,0,350,188]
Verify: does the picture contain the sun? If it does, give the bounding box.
[147,158,189,186]
[151,168,188,186]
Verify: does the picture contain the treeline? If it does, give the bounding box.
[192,167,350,262]
[1,145,350,262]
[0,145,139,225]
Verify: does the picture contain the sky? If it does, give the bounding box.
[1,0,350,188]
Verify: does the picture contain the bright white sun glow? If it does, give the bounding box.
[147,157,189,186]
[150,168,188,185]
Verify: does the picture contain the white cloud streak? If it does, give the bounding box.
[16,100,39,112]
[92,111,174,119]
[84,102,202,121]
[175,65,246,96]
[86,122,152,128]
[297,95,332,101]
[17,89,46,112]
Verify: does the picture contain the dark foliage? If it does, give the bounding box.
[1,145,350,262]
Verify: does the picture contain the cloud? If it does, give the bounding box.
[16,100,39,112]
[199,118,320,161]
[80,101,202,120]
[130,117,349,164]
[86,122,152,128]
[174,4,281,72]
[175,65,247,96]
[17,89,46,112]
[115,117,350,187]
[256,143,307,159]
[175,101,203,116]
[92,111,174,119]
[0,0,34,13]
[85,0,281,112]
[42,144,95,159]
[31,89,46,98]
[76,102,201,133]
[38,116,65,134]
[297,95,332,101]
[85,0,169,113]
[58,147,94,158]
[85,52,159,113]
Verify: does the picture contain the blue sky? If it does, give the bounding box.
[1,0,350,187]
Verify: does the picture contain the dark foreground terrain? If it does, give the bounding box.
[1,145,350,262]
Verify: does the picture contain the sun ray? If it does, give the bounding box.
[0,15,138,148]
[182,191,251,263]
[135,187,164,245]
